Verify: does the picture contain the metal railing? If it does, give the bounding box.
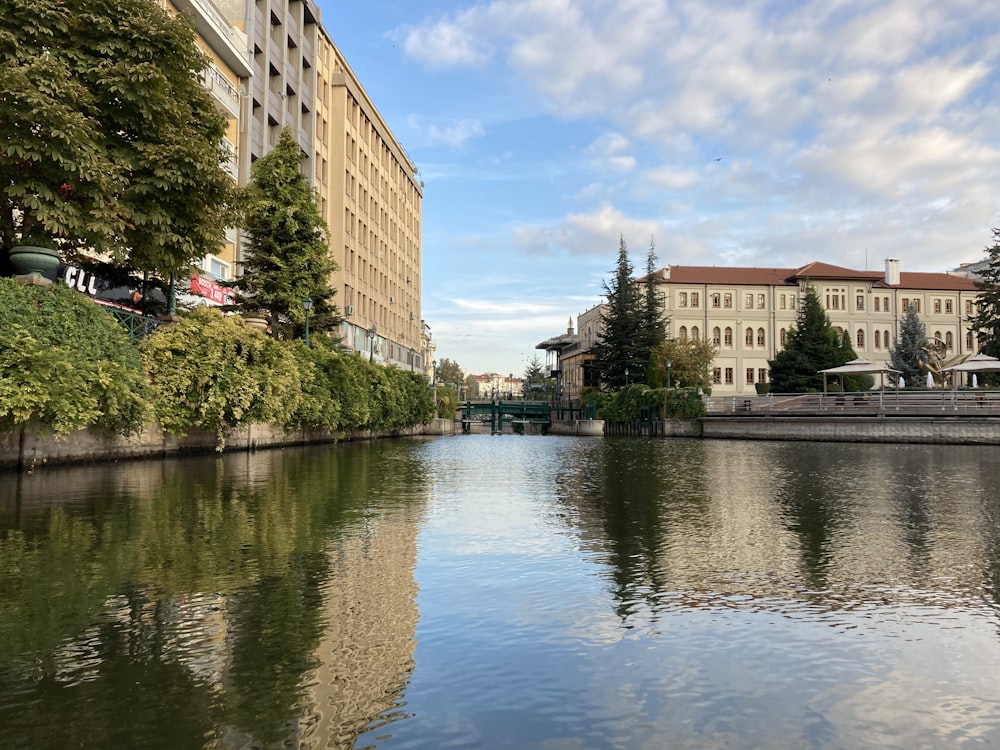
[101,307,162,341]
[705,391,1000,416]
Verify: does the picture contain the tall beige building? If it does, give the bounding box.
[214,1,424,369]
[315,32,424,370]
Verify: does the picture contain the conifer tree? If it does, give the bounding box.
[969,228,1000,358]
[769,286,847,392]
[889,304,928,386]
[592,237,643,390]
[639,240,668,381]
[231,128,338,341]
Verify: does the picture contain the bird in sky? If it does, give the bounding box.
[713,157,723,162]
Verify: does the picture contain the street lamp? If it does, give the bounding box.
[367,324,377,363]
[625,367,629,386]
[667,359,672,388]
[302,296,312,347]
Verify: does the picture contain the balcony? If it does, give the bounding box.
[202,64,240,119]
[172,0,253,77]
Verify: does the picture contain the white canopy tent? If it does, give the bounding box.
[819,358,901,407]
[943,353,1000,389]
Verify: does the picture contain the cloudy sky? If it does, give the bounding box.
[318,0,1000,377]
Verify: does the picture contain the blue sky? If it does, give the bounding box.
[317,0,1000,377]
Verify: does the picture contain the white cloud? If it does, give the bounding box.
[427,118,486,148]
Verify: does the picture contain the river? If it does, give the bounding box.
[2,435,1000,749]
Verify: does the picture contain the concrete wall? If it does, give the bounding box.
[1,417,456,471]
[702,416,1000,444]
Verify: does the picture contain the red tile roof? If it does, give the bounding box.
[639,263,979,291]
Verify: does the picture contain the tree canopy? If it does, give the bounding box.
[650,338,716,393]
[969,228,1000,359]
[592,237,666,390]
[0,0,233,279]
[230,127,338,341]
[769,286,868,392]
[888,304,929,386]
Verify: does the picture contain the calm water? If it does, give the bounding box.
[3,435,1000,749]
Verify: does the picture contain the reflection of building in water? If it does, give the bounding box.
[299,505,423,748]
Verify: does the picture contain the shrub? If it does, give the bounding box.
[140,308,301,447]
[0,279,148,436]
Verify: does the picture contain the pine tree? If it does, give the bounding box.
[592,237,643,390]
[769,286,846,392]
[231,127,338,341]
[639,240,667,382]
[889,304,928,386]
[970,228,1000,358]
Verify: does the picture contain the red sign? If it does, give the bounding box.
[190,274,234,306]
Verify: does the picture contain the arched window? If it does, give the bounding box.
[711,293,721,308]
[945,331,953,351]
[884,330,890,349]
[679,326,688,340]
[934,330,942,343]
[779,328,787,347]
[745,327,754,347]
[856,329,865,348]
[875,330,881,349]
[712,327,721,345]
[724,327,733,347]
[691,326,700,341]
[756,327,765,347]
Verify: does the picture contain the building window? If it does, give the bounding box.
[712,293,721,308]
[790,295,796,310]
[713,367,722,384]
[679,326,688,340]
[756,328,765,347]
[856,294,865,311]
[691,326,700,341]
[945,299,953,314]
[745,293,754,308]
[724,327,733,347]
[758,368,768,384]
[875,330,881,349]
[757,293,766,309]
[725,367,734,385]
[780,294,786,310]
[724,293,733,308]
[945,331,953,351]
[933,299,942,314]
[678,292,688,308]
[856,329,865,348]
[884,330,890,349]
[691,292,700,307]
[934,330,942,344]
[874,297,881,312]
[966,300,974,316]
[745,327,754,347]
[914,299,921,313]
[967,331,974,350]
[902,298,910,312]
[746,368,755,384]
[712,327,721,345]
[780,328,787,347]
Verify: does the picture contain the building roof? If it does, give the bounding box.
[640,262,979,292]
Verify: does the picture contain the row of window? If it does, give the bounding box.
[680,325,975,353]
[675,290,974,315]
[711,368,770,385]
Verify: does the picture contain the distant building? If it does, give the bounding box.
[547,259,982,397]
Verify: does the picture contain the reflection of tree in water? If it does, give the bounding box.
[0,441,430,749]
[554,438,711,624]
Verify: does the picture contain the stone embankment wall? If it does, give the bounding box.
[1,417,457,471]
[702,416,1000,444]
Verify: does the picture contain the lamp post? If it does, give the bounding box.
[302,296,312,347]
[625,367,629,386]
[367,324,377,363]
[667,359,672,388]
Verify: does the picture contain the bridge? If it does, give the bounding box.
[459,400,554,434]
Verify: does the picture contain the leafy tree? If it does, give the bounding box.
[0,0,233,281]
[592,237,643,390]
[889,304,928,386]
[650,338,716,393]
[231,127,338,340]
[436,357,465,387]
[769,286,858,392]
[0,279,148,435]
[969,228,1000,359]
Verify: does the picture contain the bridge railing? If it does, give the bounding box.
[705,390,1000,416]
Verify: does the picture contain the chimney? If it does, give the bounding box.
[884,258,900,286]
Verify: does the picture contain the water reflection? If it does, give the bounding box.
[4,436,1000,748]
